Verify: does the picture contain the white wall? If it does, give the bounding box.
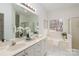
[11,4,16,39]
[0,3,15,40]
[47,7,79,33]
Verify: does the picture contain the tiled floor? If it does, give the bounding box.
[46,46,79,56]
[46,30,79,56]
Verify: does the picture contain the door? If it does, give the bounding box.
[15,14,19,38]
[15,14,19,27]
[71,17,79,49]
[0,13,4,41]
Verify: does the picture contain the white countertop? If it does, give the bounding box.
[0,34,46,56]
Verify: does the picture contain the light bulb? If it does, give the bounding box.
[59,19,63,22]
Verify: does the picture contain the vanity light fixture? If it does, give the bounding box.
[21,3,35,12]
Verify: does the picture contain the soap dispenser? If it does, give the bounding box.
[25,27,31,40]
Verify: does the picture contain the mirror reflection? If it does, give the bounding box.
[14,5,39,39]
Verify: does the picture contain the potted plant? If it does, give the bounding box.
[16,26,24,38]
[25,27,32,40]
[61,32,67,40]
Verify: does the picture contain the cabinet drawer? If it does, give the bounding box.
[24,42,41,56]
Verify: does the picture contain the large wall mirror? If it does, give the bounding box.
[14,4,38,38]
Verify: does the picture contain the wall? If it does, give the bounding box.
[47,7,79,34]
[11,4,16,40]
[71,17,79,49]
[0,3,15,40]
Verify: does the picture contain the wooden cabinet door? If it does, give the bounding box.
[40,39,47,56]
[33,42,42,56]
[24,42,41,56]
[24,40,46,56]
[24,46,35,56]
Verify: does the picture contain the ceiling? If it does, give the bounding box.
[40,3,79,13]
[13,3,79,16]
[13,4,36,17]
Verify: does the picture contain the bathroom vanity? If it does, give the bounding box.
[0,34,47,56]
[0,4,46,56]
[15,36,46,56]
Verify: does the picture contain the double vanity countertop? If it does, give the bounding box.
[0,34,46,56]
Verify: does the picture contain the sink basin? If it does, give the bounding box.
[7,42,26,51]
[6,36,38,52]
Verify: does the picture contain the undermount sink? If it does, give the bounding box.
[7,36,38,51]
[7,42,26,51]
